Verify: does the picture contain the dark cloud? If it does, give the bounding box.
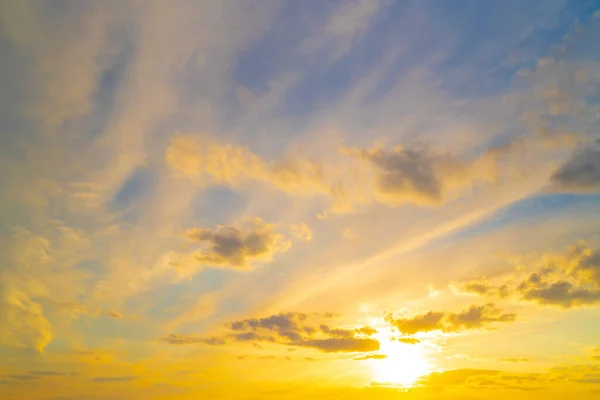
[520,280,600,308]
[458,279,510,298]
[230,312,307,333]
[445,303,516,330]
[182,218,290,268]
[347,145,478,205]
[386,304,515,334]
[92,376,137,383]
[549,139,600,193]
[353,354,388,361]
[161,311,379,354]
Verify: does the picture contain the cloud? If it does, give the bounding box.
[290,222,313,241]
[299,0,389,60]
[386,303,516,334]
[418,368,500,387]
[161,311,379,353]
[519,280,600,308]
[385,311,445,335]
[573,248,600,286]
[549,139,600,193]
[456,242,600,309]
[28,371,78,377]
[166,135,500,214]
[298,338,380,353]
[0,229,55,351]
[396,338,421,345]
[590,348,600,361]
[456,279,510,298]
[500,358,531,363]
[92,376,138,383]
[353,354,388,360]
[0,285,53,352]
[416,368,554,391]
[7,375,41,381]
[180,218,291,269]
[445,304,516,330]
[228,312,309,342]
[159,334,225,346]
[343,145,492,206]
[166,135,330,197]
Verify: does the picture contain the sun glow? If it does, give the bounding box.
[368,334,431,387]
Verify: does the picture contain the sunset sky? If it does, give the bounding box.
[1,1,600,399]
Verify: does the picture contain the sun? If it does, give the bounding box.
[367,334,431,387]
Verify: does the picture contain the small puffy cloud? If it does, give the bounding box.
[396,337,421,344]
[549,139,600,193]
[355,326,378,336]
[290,222,312,241]
[386,303,515,334]
[181,218,291,269]
[385,311,445,335]
[160,311,379,353]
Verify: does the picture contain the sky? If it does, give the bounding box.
[1,1,600,399]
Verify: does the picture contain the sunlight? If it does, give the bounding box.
[368,335,431,387]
